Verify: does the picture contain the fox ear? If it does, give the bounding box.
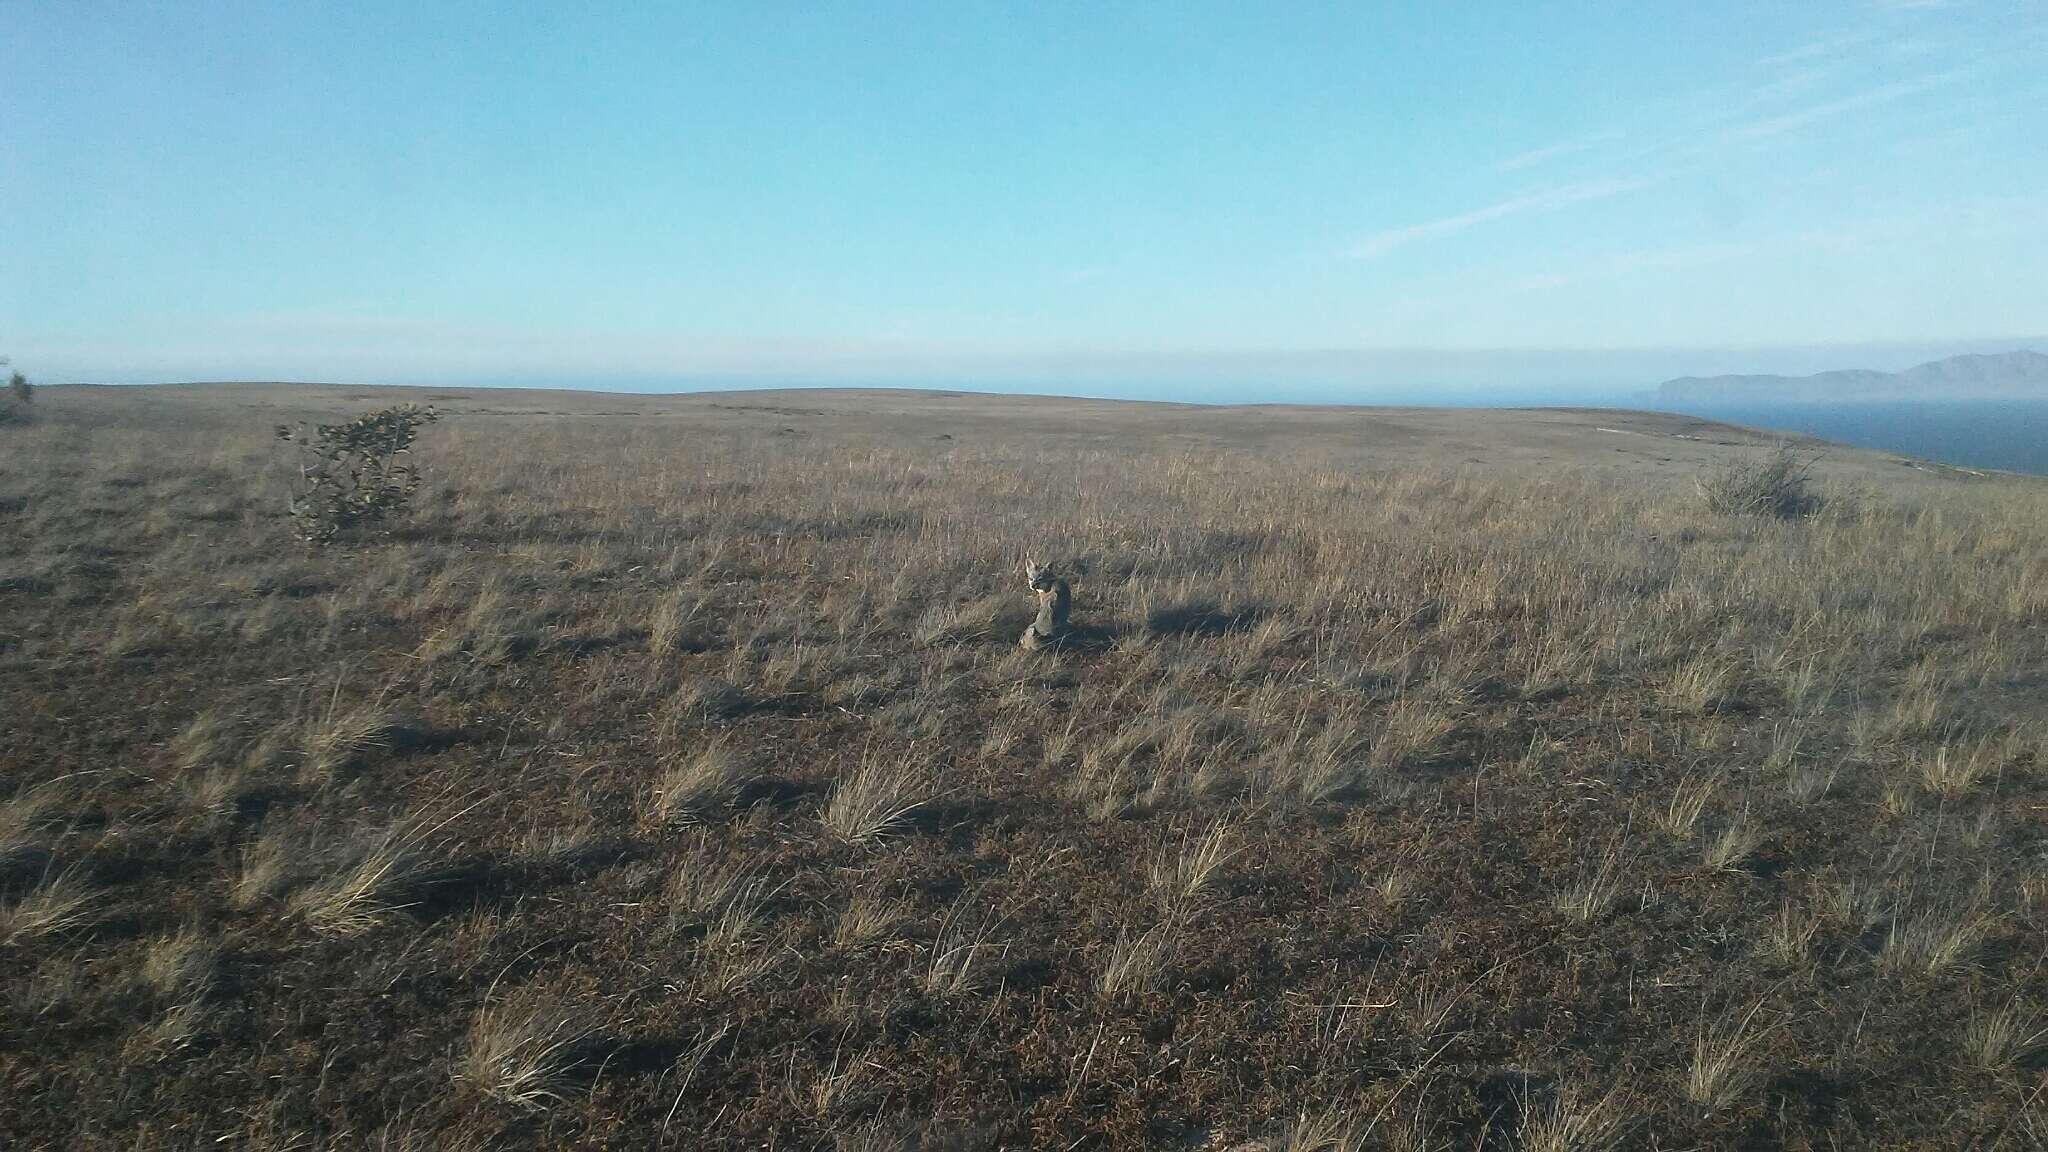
[1024,557,1041,578]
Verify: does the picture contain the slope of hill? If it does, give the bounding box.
[1657,349,2048,402]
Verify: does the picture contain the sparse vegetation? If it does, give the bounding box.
[1,384,2044,1147]
[1096,922,1174,999]
[923,897,1006,997]
[1148,817,1238,917]
[1699,815,1761,872]
[1879,899,1993,977]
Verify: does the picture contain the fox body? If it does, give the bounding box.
[1021,558,1071,650]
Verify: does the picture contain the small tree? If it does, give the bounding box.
[275,404,441,544]
[0,359,28,424]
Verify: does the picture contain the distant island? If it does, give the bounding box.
[1656,350,2048,403]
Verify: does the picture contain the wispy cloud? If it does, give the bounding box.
[1344,8,2034,263]
[1496,129,1625,172]
[1720,70,1960,142]
[1753,31,1878,70]
[1345,178,1652,259]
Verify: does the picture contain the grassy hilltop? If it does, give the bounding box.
[3,384,2046,1150]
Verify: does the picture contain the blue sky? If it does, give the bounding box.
[3,1,2045,397]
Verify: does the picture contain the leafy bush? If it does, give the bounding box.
[1697,442,1820,519]
[275,405,440,544]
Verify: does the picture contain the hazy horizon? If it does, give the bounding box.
[29,337,2048,408]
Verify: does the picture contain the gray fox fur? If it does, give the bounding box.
[1020,558,1071,650]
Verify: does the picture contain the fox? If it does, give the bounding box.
[1020,558,1071,650]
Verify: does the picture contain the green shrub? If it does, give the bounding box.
[275,404,441,544]
[1697,442,1820,519]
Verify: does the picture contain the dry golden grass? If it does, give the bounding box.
[1960,997,2048,1072]
[923,896,1007,997]
[1148,816,1239,917]
[1554,846,1629,924]
[1,868,98,944]
[139,926,217,999]
[821,751,933,844]
[460,993,601,1111]
[287,805,469,937]
[1684,998,1772,1111]
[1879,899,1995,977]
[1519,1078,1631,1152]
[647,735,753,826]
[1096,922,1175,999]
[2,383,2045,1148]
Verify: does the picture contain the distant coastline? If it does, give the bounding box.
[1656,350,2048,404]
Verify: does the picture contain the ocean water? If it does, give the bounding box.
[1647,399,2048,476]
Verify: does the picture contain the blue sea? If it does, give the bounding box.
[1645,398,2048,476]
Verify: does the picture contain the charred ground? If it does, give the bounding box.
[2,384,2045,1149]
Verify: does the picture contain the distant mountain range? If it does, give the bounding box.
[1656,350,2048,403]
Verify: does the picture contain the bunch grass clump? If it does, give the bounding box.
[462,994,601,1111]
[822,752,933,844]
[1697,442,1821,519]
[1,869,98,943]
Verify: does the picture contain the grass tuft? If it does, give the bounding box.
[649,736,754,826]
[925,899,1006,997]
[1519,1078,1630,1152]
[1656,773,1717,838]
[1148,817,1238,917]
[288,806,469,937]
[822,753,932,845]
[1919,739,1996,799]
[1,869,99,943]
[462,995,600,1111]
[1554,847,1629,923]
[1097,922,1174,999]
[1684,998,1771,1110]
[140,926,218,998]
[1960,997,2048,1072]
[303,704,408,778]
[1880,902,1993,977]
[1700,816,1761,872]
